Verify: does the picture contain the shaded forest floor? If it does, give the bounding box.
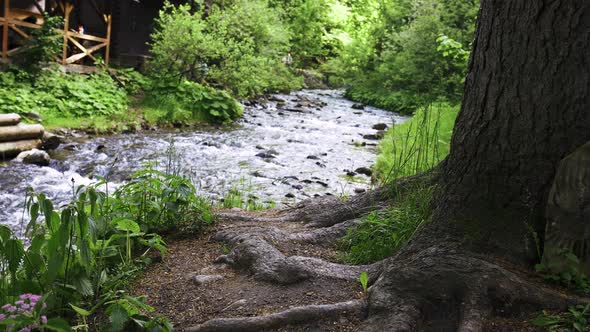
[132,203,561,331]
[132,210,365,331]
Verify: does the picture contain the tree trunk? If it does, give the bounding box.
[364,1,590,330]
[413,0,590,265]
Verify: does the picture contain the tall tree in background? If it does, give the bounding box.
[365,1,590,330]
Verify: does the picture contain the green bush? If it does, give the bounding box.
[148,1,302,99]
[339,186,433,264]
[326,0,477,113]
[114,163,214,234]
[143,80,243,124]
[0,69,127,119]
[0,161,212,330]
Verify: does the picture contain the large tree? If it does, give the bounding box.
[365,0,590,330]
[187,1,590,331]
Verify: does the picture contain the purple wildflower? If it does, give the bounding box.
[15,300,24,307]
[1,303,11,310]
[0,314,5,320]
[28,295,41,302]
[41,316,47,324]
[5,305,17,313]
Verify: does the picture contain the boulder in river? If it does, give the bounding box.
[355,167,373,177]
[15,149,50,166]
[41,132,63,150]
[256,149,279,159]
[352,103,365,110]
[363,132,384,140]
[372,123,389,131]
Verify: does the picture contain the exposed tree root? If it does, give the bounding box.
[186,299,367,332]
[201,167,586,331]
[363,246,587,331]
[214,236,381,284]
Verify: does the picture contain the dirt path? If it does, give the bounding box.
[133,206,370,331]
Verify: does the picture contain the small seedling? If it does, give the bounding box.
[359,272,369,293]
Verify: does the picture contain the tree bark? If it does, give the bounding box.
[364,1,590,330]
[413,0,590,265]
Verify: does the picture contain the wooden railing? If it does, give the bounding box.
[1,0,111,66]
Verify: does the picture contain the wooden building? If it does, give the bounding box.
[1,0,167,67]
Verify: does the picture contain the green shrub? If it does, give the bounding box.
[148,1,302,99]
[0,160,211,330]
[143,80,243,124]
[0,187,171,331]
[0,69,127,119]
[374,103,459,183]
[326,0,477,113]
[532,304,590,332]
[339,186,433,264]
[114,163,214,234]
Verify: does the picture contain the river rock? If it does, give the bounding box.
[355,167,373,177]
[256,149,279,159]
[191,274,224,286]
[352,103,365,110]
[543,142,590,274]
[268,96,286,103]
[41,132,63,150]
[346,171,357,177]
[15,149,50,166]
[292,184,303,190]
[354,188,366,194]
[306,155,319,160]
[372,123,389,130]
[363,132,384,140]
[285,193,295,198]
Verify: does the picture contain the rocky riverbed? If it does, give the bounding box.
[0,89,406,234]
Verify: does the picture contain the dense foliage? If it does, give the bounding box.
[143,80,243,124]
[0,164,213,331]
[149,1,302,99]
[326,0,477,114]
[0,69,127,119]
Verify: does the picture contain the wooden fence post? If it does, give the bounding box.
[2,0,10,61]
[61,2,72,65]
[105,14,111,66]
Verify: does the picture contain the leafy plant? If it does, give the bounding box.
[218,178,276,211]
[535,250,590,294]
[14,15,62,72]
[359,272,369,293]
[0,69,127,120]
[143,79,243,124]
[114,162,214,234]
[0,160,211,330]
[532,304,590,332]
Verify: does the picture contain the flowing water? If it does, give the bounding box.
[0,90,407,234]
